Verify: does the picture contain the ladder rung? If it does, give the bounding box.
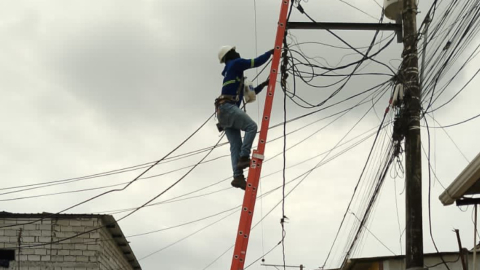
[252,153,265,160]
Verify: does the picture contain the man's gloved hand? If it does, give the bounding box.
[260,77,270,88]
[268,48,275,55]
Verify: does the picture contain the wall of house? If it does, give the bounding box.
[382,253,480,270]
[0,216,101,270]
[97,220,132,270]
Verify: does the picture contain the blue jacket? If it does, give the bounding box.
[221,51,272,107]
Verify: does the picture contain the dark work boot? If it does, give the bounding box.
[236,156,251,170]
[231,175,246,190]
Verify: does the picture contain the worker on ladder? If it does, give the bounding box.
[215,46,273,190]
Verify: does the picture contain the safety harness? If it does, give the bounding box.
[215,77,244,110]
[214,77,245,132]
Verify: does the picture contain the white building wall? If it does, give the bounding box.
[97,223,132,270]
[0,216,133,270]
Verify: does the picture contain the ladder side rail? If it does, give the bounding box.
[230,1,291,269]
[239,161,264,256]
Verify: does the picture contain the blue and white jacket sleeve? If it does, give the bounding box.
[233,51,272,72]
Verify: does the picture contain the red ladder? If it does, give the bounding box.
[230,1,290,269]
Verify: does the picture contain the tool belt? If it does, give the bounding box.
[214,95,237,110]
[214,78,243,133]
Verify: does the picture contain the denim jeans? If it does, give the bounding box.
[217,103,258,177]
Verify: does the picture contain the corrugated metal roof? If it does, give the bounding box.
[439,151,480,205]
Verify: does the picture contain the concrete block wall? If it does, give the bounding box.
[97,219,132,270]
[0,216,122,270]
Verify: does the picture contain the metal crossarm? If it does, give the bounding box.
[230,1,290,269]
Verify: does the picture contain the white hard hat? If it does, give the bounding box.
[218,45,236,63]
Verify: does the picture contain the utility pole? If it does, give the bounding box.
[455,229,468,270]
[402,0,424,269]
[256,2,424,270]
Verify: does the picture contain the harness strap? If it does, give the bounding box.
[217,95,236,101]
[235,77,244,102]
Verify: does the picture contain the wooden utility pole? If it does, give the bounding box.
[402,0,424,268]
[455,229,468,270]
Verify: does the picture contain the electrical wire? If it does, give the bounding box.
[136,119,390,266]
[15,3,479,268]
[0,113,216,229]
[336,0,379,21]
[1,79,390,205]
[253,0,267,261]
[424,115,453,270]
[280,5,395,112]
[425,116,470,163]
[322,105,390,268]
[19,110,388,250]
[95,122,386,216]
[1,75,382,199]
[420,0,480,115]
[349,211,396,255]
[11,115,228,251]
[426,111,480,129]
[202,118,393,269]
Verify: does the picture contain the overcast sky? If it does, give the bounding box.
[1,1,480,270]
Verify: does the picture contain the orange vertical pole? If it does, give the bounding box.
[230,1,290,269]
